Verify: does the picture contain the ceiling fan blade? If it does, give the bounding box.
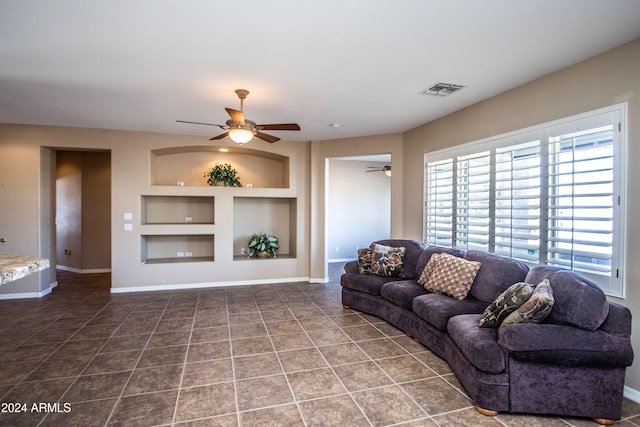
[209,131,229,141]
[254,132,280,143]
[225,108,245,125]
[177,120,226,130]
[256,123,301,131]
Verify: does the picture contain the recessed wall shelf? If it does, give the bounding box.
[141,196,215,224]
[150,146,290,188]
[140,234,214,264]
[233,197,297,260]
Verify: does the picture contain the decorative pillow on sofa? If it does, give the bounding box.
[421,253,481,300]
[357,247,374,275]
[370,244,406,278]
[478,282,535,328]
[500,279,554,327]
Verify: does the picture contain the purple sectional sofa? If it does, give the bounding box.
[341,239,634,424]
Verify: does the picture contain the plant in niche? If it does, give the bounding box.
[248,232,279,258]
[204,162,242,187]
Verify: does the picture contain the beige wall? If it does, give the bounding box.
[404,38,640,391]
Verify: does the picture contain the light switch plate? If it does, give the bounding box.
[123,212,133,221]
[124,223,133,232]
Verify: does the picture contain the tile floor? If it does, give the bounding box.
[1,264,639,426]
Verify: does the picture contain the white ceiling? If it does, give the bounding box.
[1,0,639,142]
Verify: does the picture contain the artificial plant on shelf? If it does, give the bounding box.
[248,232,279,258]
[204,162,242,187]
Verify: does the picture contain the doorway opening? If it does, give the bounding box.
[55,150,112,275]
[326,154,391,277]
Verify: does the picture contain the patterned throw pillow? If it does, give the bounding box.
[417,252,443,285]
[370,244,406,278]
[500,279,554,327]
[357,247,374,275]
[478,282,535,328]
[422,253,481,300]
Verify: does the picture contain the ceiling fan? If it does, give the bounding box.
[366,165,392,176]
[177,89,301,144]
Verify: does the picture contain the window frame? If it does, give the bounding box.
[423,103,627,297]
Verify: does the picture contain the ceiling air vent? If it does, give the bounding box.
[420,82,465,97]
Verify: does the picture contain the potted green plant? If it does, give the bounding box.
[248,232,279,258]
[204,162,242,187]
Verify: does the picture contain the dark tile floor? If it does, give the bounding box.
[1,264,639,426]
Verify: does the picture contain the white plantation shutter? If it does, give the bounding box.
[494,139,541,263]
[455,152,491,251]
[424,104,626,297]
[425,159,454,247]
[546,120,617,287]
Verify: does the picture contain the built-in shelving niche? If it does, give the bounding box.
[233,197,297,261]
[141,196,214,225]
[150,146,290,188]
[141,234,215,264]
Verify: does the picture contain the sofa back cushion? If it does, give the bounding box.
[545,270,609,331]
[523,265,565,285]
[372,239,425,280]
[414,245,465,277]
[464,250,529,303]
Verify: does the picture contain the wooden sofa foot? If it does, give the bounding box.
[474,404,498,417]
[593,418,615,426]
[342,305,350,309]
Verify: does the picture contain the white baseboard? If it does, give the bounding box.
[625,386,640,403]
[328,258,354,263]
[57,265,111,274]
[110,277,311,294]
[0,281,57,300]
[309,277,329,284]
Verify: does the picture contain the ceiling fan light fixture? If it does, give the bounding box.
[228,127,254,144]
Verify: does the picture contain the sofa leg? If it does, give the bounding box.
[342,305,350,310]
[593,418,616,426]
[474,404,498,417]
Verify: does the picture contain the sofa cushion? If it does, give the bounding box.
[545,270,609,331]
[421,253,481,300]
[464,250,529,303]
[357,247,374,274]
[448,314,506,374]
[501,279,554,327]
[370,244,406,278]
[340,272,400,296]
[523,265,564,285]
[371,239,425,280]
[380,280,430,310]
[412,293,489,331]
[414,246,465,278]
[479,282,535,328]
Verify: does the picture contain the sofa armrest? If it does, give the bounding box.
[344,260,359,274]
[498,323,633,367]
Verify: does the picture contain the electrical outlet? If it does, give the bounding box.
[335,246,339,252]
[185,216,192,222]
[177,252,185,257]
[185,252,193,257]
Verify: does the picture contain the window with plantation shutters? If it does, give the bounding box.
[423,103,626,297]
[494,138,541,263]
[546,118,618,289]
[455,152,491,251]
[424,159,454,247]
